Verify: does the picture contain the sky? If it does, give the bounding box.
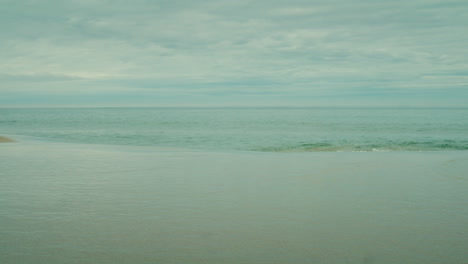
[1,0,467,107]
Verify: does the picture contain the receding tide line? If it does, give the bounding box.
[0,136,15,143]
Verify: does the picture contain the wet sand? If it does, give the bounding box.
[0,136,14,143]
[1,141,468,264]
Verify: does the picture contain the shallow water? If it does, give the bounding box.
[1,141,467,263]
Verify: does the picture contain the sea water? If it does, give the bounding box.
[1,107,468,151]
[1,107,468,264]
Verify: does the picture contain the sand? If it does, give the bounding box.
[0,136,14,143]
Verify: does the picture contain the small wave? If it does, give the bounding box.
[256,140,468,152]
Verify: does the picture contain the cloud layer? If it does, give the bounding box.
[1,0,467,106]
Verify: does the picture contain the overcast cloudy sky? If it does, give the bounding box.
[1,0,467,107]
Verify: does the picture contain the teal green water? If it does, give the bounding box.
[1,107,468,151]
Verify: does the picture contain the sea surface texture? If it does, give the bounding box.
[1,107,468,151]
[1,107,468,264]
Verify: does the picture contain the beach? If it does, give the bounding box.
[1,139,467,264]
[2,0,468,261]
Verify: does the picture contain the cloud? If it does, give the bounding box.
[1,0,467,106]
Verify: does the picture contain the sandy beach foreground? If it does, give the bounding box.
[1,141,467,264]
[0,136,14,143]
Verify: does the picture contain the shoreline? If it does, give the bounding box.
[0,136,15,143]
[1,135,468,154]
[1,141,467,264]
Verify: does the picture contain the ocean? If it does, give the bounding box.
[1,107,468,151]
[1,107,468,264]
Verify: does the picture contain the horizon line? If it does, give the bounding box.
[1,105,468,109]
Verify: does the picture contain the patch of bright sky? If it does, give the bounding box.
[1,0,467,107]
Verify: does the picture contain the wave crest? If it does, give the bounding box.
[257,140,468,152]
